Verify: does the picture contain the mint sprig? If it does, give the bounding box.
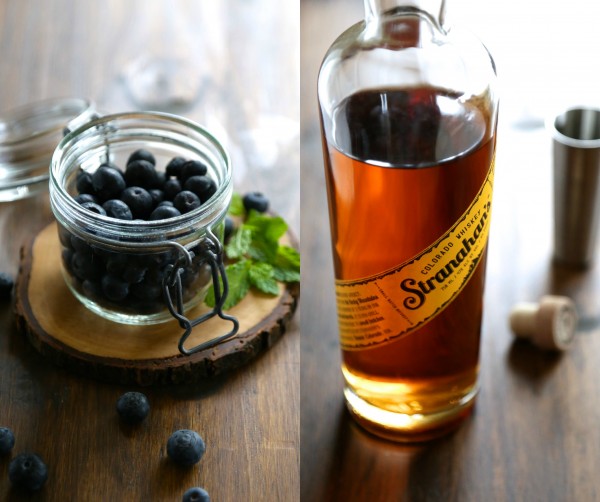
[205,196,300,310]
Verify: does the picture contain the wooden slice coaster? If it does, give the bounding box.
[14,223,299,386]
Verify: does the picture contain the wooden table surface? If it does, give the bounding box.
[0,1,299,501]
[301,1,600,501]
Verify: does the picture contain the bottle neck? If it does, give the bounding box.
[364,0,446,28]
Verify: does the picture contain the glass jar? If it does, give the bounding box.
[0,98,97,201]
[49,112,234,342]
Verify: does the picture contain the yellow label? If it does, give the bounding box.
[336,156,495,351]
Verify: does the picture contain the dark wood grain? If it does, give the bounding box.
[0,1,299,501]
[301,1,600,501]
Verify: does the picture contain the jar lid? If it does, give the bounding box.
[0,98,97,201]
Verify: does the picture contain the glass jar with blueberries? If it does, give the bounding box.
[50,112,238,354]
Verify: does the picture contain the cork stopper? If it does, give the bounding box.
[509,295,578,351]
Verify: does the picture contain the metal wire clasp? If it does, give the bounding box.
[162,228,239,356]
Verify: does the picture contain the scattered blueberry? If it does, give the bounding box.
[0,272,14,301]
[0,427,15,455]
[8,453,48,492]
[116,391,150,425]
[242,192,269,213]
[180,160,208,182]
[125,159,158,189]
[167,430,206,467]
[149,205,182,221]
[182,487,210,502]
[127,148,156,166]
[92,165,126,201]
[173,191,202,214]
[121,186,153,219]
[81,201,107,216]
[102,199,133,220]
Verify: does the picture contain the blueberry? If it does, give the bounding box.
[105,254,127,275]
[101,274,129,301]
[167,430,206,467]
[149,205,182,220]
[158,200,174,208]
[61,249,75,275]
[242,192,269,213]
[125,160,158,189]
[149,189,165,206]
[184,176,217,203]
[76,171,94,194]
[180,160,208,182]
[127,149,156,166]
[8,453,48,492]
[70,234,92,255]
[164,178,182,200]
[182,487,210,502]
[224,216,235,242]
[131,279,162,301]
[103,199,133,220]
[71,252,103,281]
[81,201,107,216]
[121,186,153,219]
[116,391,150,425]
[92,165,126,201]
[122,264,147,284]
[74,193,98,205]
[173,191,201,214]
[82,280,102,299]
[0,272,14,301]
[58,225,74,249]
[154,171,167,189]
[166,156,187,178]
[0,427,15,455]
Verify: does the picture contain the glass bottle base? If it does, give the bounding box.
[343,382,478,443]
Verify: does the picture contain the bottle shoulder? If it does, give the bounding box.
[318,17,497,117]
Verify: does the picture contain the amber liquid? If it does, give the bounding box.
[322,87,495,441]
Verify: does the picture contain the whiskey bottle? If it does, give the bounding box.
[318,0,498,441]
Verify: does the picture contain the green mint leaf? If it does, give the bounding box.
[228,192,245,216]
[245,210,288,243]
[205,259,251,309]
[276,245,300,269]
[272,245,300,282]
[225,226,253,259]
[249,262,280,296]
[247,237,279,264]
[273,268,300,283]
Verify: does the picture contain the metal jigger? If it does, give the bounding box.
[550,107,600,267]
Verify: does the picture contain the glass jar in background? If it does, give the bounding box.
[0,98,97,201]
[49,113,234,341]
[318,0,498,441]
